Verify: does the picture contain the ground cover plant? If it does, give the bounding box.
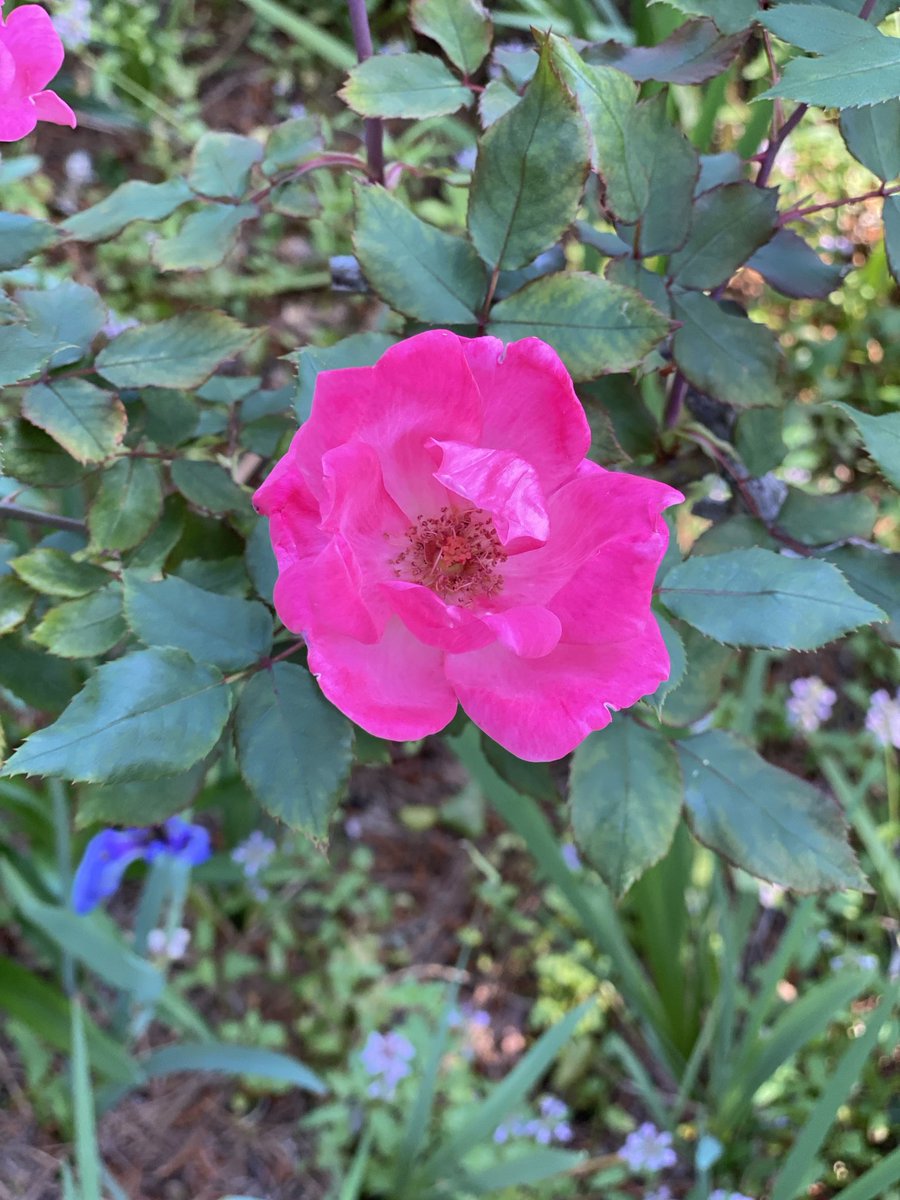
[0,0,898,1197]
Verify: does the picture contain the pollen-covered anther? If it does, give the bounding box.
[393,506,506,605]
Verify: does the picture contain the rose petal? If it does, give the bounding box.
[30,89,77,128]
[383,579,493,653]
[461,336,590,492]
[309,617,458,741]
[447,623,669,761]
[2,5,65,92]
[481,606,562,658]
[429,438,549,551]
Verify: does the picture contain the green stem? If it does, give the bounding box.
[50,780,76,996]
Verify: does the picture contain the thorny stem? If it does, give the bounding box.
[663,372,688,430]
[248,152,371,205]
[223,638,306,685]
[347,0,385,185]
[756,103,807,188]
[0,499,86,533]
[783,181,900,222]
[859,0,878,17]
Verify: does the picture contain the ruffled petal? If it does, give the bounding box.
[321,441,410,573]
[308,617,457,742]
[2,5,64,92]
[429,438,549,552]
[31,89,76,128]
[481,606,562,658]
[383,579,493,653]
[0,101,36,142]
[253,447,327,573]
[501,463,681,607]
[447,624,670,760]
[274,538,383,644]
[461,336,590,493]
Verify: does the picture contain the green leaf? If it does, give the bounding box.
[262,115,322,176]
[138,387,199,447]
[478,78,519,127]
[548,34,636,177]
[747,228,844,299]
[235,663,354,839]
[570,719,683,898]
[672,291,780,409]
[0,419,86,487]
[669,182,778,290]
[0,575,33,634]
[487,272,670,380]
[239,0,355,69]
[651,613,687,711]
[820,545,900,643]
[0,213,58,268]
[17,281,107,369]
[840,101,900,181]
[777,487,877,546]
[468,41,591,270]
[677,730,868,890]
[411,0,492,74]
[605,257,671,315]
[293,332,397,422]
[188,132,263,200]
[62,178,193,243]
[648,0,762,34]
[463,1150,584,1194]
[20,562,94,624]
[152,203,258,272]
[88,458,164,552]
[70,997,102,1200]
[605,93,699,255]
[340,52,472,118]
[1,647,232,783]
[760,4,878,55]
[32,586,126,658]
[660,547,885,649]
[96,312,256,390]
[1,634,81,712]
[762,33,900,110]
[834,399,900,488]
[585,17,746,84]
[124,573,272,671]
[139,1041,326,1093]
[77,763,208,828]
[245,519,278,604]
[885,192,900,286]
[0,322,61,385]
[696,151,745,193]
[22,380,126,464]
[354,186,486,323]
[734,405,785,476]
[170,459,250,514]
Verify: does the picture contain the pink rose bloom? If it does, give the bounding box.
[254,331,681,761]
[0,4,77,142]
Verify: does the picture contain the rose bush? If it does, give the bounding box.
[255,330,681,761]
[0,3,76,142]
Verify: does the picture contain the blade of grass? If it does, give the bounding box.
[418,1001,591,1187]
[771,987,894,1200]
[449,727,674,1070]
[70,996,103,1200]
[829,1147,900,1200]
[338,1128,374,1200]
[822,755,900,913]
[240,0,356,69]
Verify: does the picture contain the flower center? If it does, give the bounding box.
[392,506,506,605]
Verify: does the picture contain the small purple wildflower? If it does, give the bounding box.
[232,830,276,879]
[72,818,211,915]
[494,1095,573,1147]
[865,688,900,749]
[618,1123,677,1173]
[360,1030,415,1099]
[561,842,582,872]
[710,1191,755,1200]
[786,676,837,734]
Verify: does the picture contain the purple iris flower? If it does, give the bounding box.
[72,817,211,915]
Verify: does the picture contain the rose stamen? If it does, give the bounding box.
[392,506,506,605]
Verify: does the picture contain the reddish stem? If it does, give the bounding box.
[347,0,385,184]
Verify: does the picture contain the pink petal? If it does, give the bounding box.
[481,606,562,658]
[461,336,590,493]
[253,448,326,573]
[0,101,36,142]
[502,463,681,606]
[429,438,549,552]
[383,580,493,654]
[0,41,15,93]
[297,330,482,516]
[2,5,64,92]
[308,617,458,742]
[320,441,410,573]
[275,538,382,645]
[31,89,76,128]
[447,624,670,761]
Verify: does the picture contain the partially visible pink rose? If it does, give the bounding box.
[254,331,681,761]
[0,4,76,142]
